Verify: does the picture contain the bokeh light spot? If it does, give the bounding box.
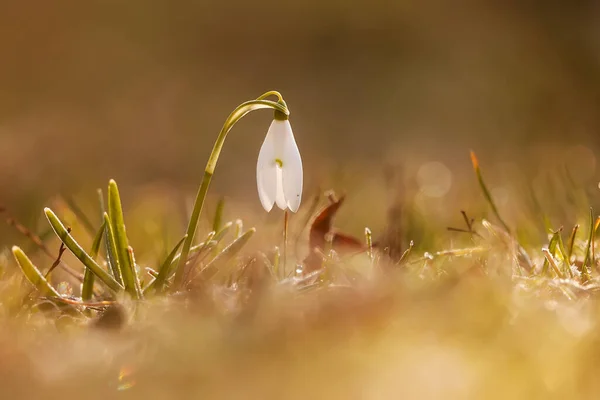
[417,162,452,198]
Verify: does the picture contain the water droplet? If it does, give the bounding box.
[57,281,72,296]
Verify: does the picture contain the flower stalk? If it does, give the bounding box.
[173,91,290,290]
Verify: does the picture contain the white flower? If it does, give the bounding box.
[256,117,303,212]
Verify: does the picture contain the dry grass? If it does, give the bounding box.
[1,145,600,399]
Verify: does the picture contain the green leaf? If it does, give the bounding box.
[541,230,559,276]
[12,246,61,297]
[103,213,124,285]
[98,188,120,285]
[145,235,187,294]
[82,219,106,301]
[45,208,123,293]
[107,180,140,298]
[212,197,225,233]
[582,208,596,281]
[196,228,256,282]
[470,151,511,234]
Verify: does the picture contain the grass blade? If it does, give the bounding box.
[470,151,511,234]
[541,230,559,276]
[98,188,119,285]
[45,208,123,293]
[567,224,579,261]
[145,235,187,294]
[103,213,124,285]
[593,217,600,271]
[194,228,256,282]
[127,246,143,298]
[555,231,573,278]
[107,180,139,298]
[581,208,594,281]
[12,246,61,297]
[82,219,106,301]
[212,197,225,233]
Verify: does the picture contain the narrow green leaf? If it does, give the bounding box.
[567,224,579,260]
[212,197,225,233]
[45,208,122,293]
[169,235,216,267]
[12,246,61,296]
[582,208,596,281]
[213,222,233,243]
[555,231,573,278]
[470,151,511,234]
[196,228,256,281]
[234,219,243,239]
[107,180,139,298]
[127,246,143,298]
[541,230,559,276]
[273,246,281,279]
[145,235,188,294]
[98,188,119,285]
[82,220,106,301]
[103,213,124,285]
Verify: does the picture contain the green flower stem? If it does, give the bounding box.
[172,92,289,290]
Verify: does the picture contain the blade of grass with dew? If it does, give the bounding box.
[398,240,414,265]
[212,197,225,233]
[103,213,124,285]
[98,188,120,285]
[470,151,511,233]
[273,246,281,279]
[581,208,595,281]
[542,230,560,276]
[182,240,220,284]
[568,224,579,261]
[193,228,256,282]
[12,246,61,297]
[212,221,234,257]
[107,180,139,298]
[168,234,216,268]
[542,248,564,279]
[145,235,188,295]
[127,246,143,297]
[45,208,123,293]
[82,219,106,301]
[234,219,243,239]
[556,231,573,278]
[593,217,600,271]
[365,227,374,262]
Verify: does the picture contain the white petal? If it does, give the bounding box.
[266,119,288,157]
[256,132,277,212]
[280,120,303,212]
[275,167,287,210]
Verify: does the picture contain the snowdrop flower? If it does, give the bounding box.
[257,112,303,212]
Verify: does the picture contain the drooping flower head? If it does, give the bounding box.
[256,110,303,212]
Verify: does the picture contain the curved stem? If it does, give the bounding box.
[173,93,290,289]
[256,91,284,102]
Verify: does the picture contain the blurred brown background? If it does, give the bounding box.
[1,0,600,242]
